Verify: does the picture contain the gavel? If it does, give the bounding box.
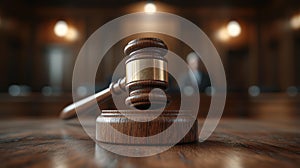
[60,37,198,144]
[60,37,169,120]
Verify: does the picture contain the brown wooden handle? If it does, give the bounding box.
[59,78,126,120]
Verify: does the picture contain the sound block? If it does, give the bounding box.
[96,110,198,145]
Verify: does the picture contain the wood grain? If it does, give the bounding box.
[0,119,299,168]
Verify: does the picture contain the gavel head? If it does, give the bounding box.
[124,37,169,110]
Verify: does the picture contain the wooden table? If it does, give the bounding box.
[0,118,299,168]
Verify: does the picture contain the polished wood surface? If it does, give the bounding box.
[0,118,299,168]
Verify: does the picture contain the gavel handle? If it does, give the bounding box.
[59,78,126,120]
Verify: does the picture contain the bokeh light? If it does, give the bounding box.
[65,27,79,41]
[54,20,69,37]
[217,27,230,41]
[227,21,241,37]
[290,14,300,29]
[8,85,21,96]
[286,86,298,96]
[76,86,88,97]
[248,85,260,97]
[144,3,156,14]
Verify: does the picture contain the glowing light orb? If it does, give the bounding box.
[144,3,156,14]
[227,21,241,37]
[54,20,68,37]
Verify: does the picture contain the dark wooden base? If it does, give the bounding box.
[96,110,198,145]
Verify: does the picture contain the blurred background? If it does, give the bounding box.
[0,0,299,121]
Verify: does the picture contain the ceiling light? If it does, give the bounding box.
[227,21,241,37]
[54,20,69,37]
[65,27,78,41]
[217,27,230,42]
[291,14,300,29]
[144,3,156,14]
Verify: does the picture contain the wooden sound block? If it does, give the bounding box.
[96,110,198,145]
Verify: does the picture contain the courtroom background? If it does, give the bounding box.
[0,0,299,121]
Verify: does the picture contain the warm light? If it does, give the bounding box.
[291,14,300,29]
[227,21,241,37]
[217,27,230,42]
[54,20,68,37]
[144,3,156,14]
[65,27,78,41]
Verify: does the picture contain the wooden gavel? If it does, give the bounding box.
[60,37,169,120]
